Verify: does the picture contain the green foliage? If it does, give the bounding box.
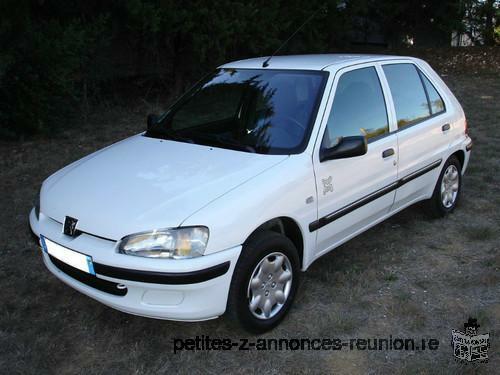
[461,0,500,45]
[0,0,497,139]
[0,1,110,138]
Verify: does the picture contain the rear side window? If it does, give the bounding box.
[322,66,388,148]
[383,64,430,128]
[420,73,445,115]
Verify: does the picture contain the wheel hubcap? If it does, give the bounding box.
[441,165,459,208]
[247,252,293,320]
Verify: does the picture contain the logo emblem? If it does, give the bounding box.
[63,216,79,237]
[322,176,333,195]
[451,317,490,362]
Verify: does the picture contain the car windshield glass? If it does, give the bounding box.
[145,68,327,154]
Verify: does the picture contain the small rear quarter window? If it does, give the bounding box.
[419,72,445,115]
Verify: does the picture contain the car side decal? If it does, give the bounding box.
[322,176,333,195]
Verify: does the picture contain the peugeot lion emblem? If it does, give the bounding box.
[63,216,79,237]
[322,176,333,195]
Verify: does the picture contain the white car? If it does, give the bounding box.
[30,54,472,332]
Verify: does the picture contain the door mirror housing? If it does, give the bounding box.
[320,136,367,162]
[146,113,159,131]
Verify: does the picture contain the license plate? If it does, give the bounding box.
[40,235,95,275]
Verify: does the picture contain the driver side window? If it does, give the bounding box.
[322,67,389,149]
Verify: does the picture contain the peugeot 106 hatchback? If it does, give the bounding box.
[30,54,472,332]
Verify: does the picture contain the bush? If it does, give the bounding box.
[0,9,109,139]
[0,0,497,139]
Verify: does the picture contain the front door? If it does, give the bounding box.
[311,64,398,259]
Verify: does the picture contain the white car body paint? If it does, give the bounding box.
[30,54,471,321]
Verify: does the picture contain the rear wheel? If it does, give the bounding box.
[424,155,462,217]
[227,230,300,333]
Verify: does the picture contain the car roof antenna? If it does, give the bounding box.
[262,4,327,68]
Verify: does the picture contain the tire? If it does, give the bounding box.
[424,155,462,218]
[227,230,300,333]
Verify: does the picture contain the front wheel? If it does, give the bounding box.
[227,231,300,333]
[424,155,462,218]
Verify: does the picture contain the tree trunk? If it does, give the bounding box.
[483,0,496,46]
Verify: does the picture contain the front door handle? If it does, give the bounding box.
[382,148,395,158]
[442,123,451,132]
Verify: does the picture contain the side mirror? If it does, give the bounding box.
[320,135,367,162]
[147,113,159,131]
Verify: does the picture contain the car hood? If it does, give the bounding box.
[42,135,288,240]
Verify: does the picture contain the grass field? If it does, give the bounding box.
[0,71,498,374]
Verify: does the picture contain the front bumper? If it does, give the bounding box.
[29,209,242,321]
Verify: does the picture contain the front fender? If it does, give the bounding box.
[180,154,318,268]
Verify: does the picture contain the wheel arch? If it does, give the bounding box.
[450,149,465,169]
[245,217,304,268]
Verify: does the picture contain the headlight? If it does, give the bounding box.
[117,227,209,259]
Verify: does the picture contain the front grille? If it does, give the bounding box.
[48,255,127,296]
[47,216,116,243]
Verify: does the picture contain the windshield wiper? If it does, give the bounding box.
[190,133,256,153]
[216,136,256,153]
[146,129,194,143]
[147,128,256,153]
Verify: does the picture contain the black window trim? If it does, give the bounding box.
[381,62,448,133]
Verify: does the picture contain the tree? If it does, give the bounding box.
[461,0,500,45]
[480,0,499,45]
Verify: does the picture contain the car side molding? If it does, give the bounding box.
[309,159,442,232]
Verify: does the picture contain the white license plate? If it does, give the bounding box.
[40,235,95,275]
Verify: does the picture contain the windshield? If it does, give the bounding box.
[145,68,327,154]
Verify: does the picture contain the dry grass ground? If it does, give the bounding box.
[0,71,498,374]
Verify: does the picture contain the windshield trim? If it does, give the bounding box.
[145,68,329,155]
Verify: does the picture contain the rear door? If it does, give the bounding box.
[311,63,398,259]
[380,62,451,210]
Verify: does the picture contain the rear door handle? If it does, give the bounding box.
[442,123,451,132]
[382,148,395,158]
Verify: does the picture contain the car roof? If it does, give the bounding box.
[219,54,412,71]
